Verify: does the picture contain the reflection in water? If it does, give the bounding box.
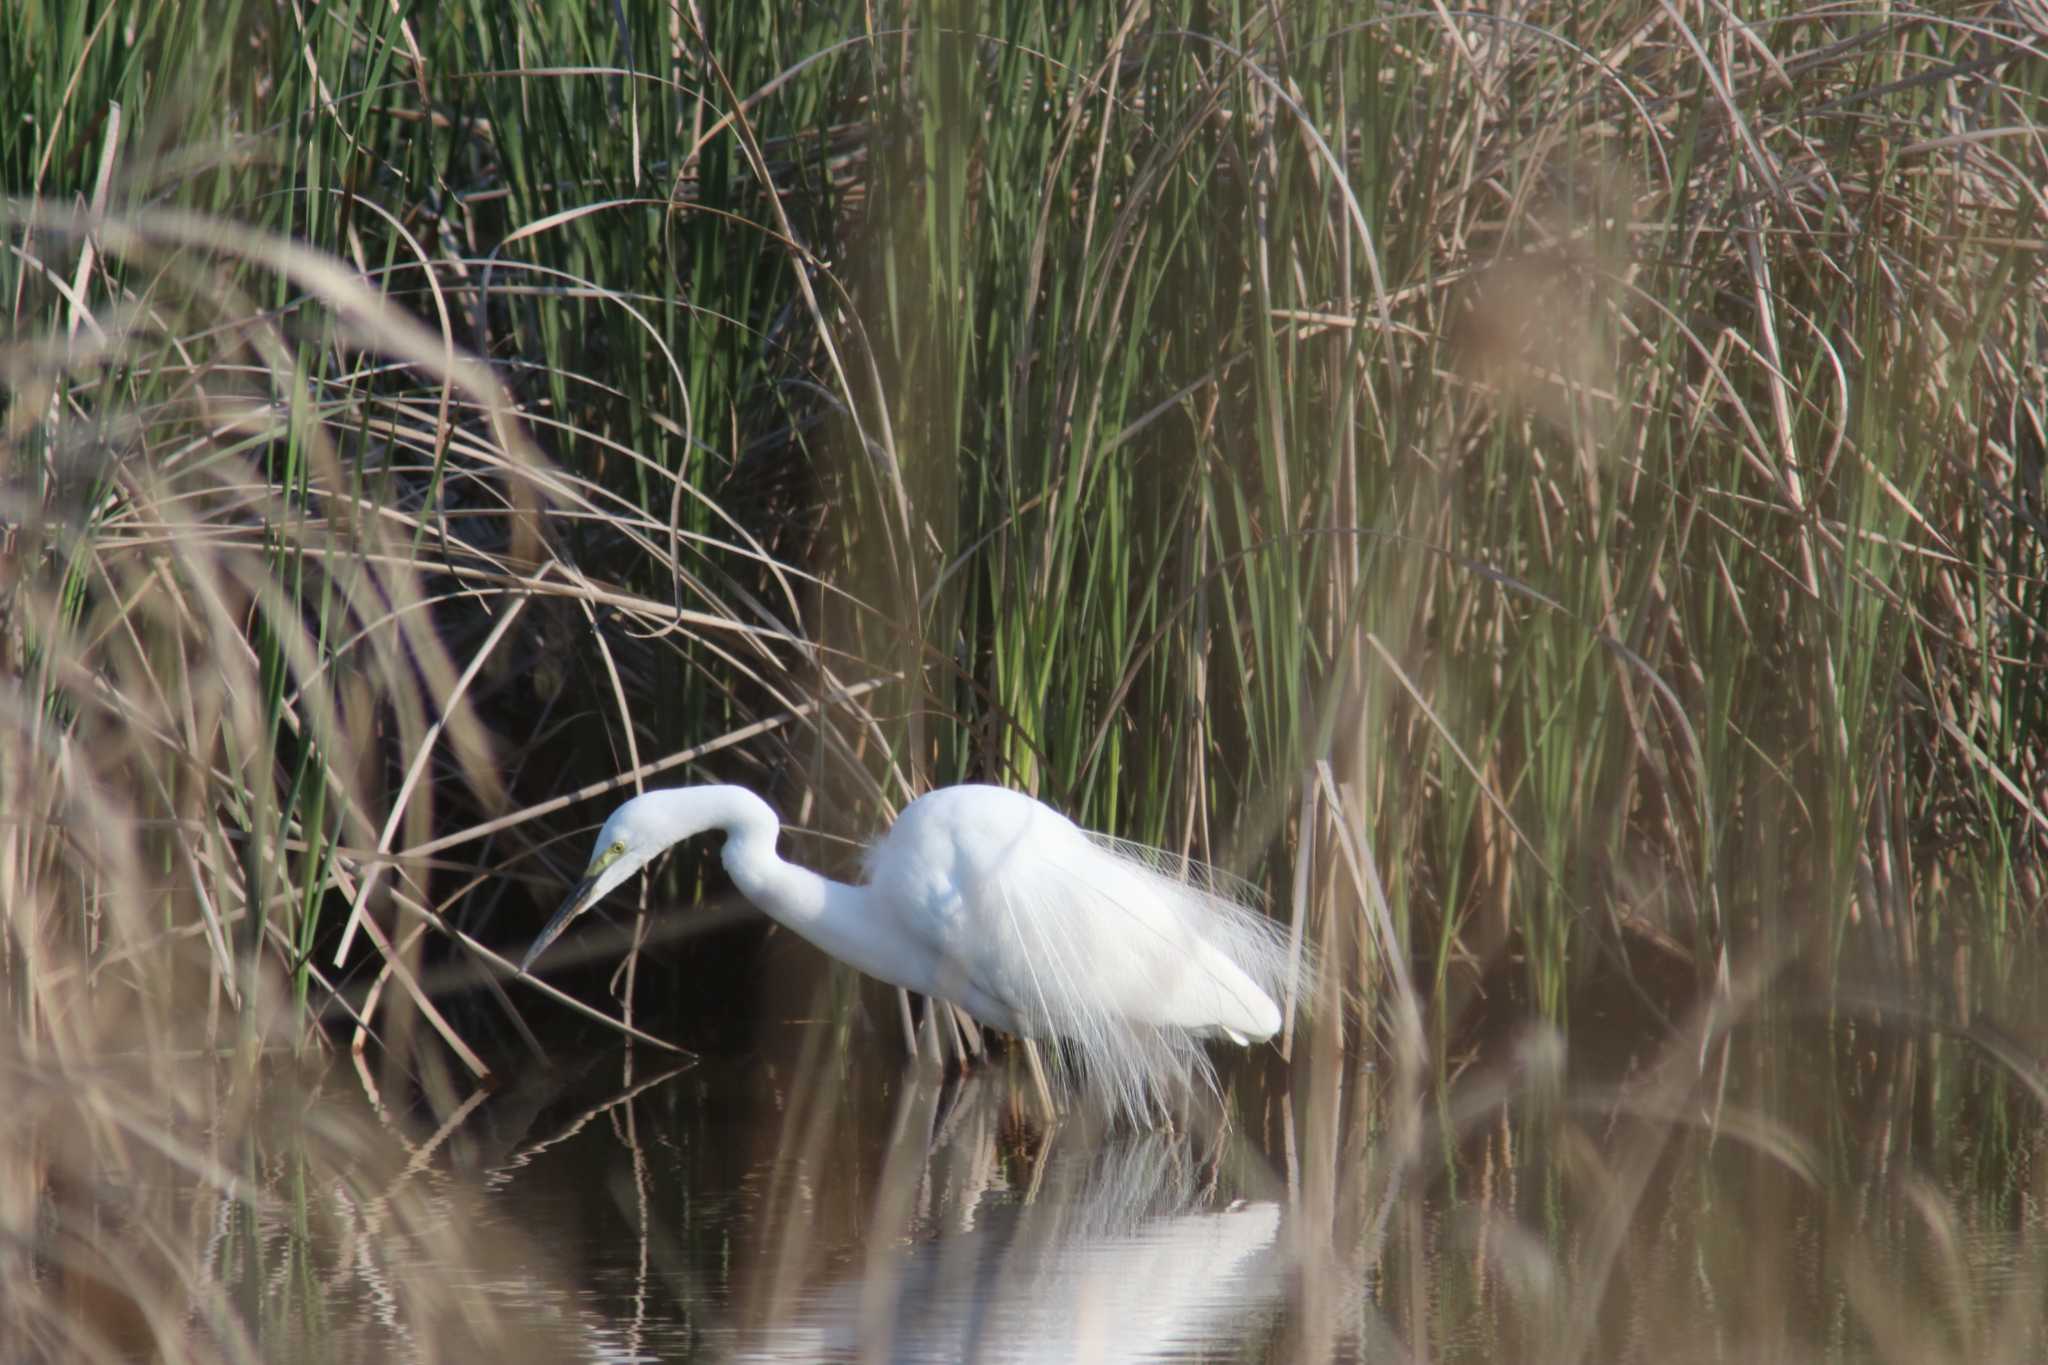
[458,1048,1293,1363]
[455,1014,2048,1364]
[38,1009,2041,1362]
[720,1077,1286,1362]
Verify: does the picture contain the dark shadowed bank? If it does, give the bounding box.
[2,1,2044,1359]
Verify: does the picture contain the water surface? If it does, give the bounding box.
[131,1007,2047,1363]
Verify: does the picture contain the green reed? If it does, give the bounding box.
[3,19,2045,1356]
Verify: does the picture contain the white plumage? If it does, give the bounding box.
[522,783,1297,1123]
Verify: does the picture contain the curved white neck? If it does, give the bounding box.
[685,787,932,995]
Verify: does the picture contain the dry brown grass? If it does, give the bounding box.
[4,0,2046,1358]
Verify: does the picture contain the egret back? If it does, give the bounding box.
[864,786,1295,1123]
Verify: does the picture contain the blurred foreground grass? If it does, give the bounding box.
[2,0,2045,1359]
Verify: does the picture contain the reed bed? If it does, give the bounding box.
[3,0,2045,1359]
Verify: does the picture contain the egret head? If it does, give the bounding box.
[520,793,720,972]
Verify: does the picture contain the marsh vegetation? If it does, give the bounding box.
[3,0,2044,1359]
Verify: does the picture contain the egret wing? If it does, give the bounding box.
[862,785,1299,1123]
[955,816,1294,1121]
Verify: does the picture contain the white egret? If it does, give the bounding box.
[522,784,1296,1123]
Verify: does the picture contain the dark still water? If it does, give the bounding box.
[405,1037,1293,1362]
[271,1002,2048,1365]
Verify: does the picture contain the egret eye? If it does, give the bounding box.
[610,840,625,857]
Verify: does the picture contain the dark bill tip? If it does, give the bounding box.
[520,875,598,973]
